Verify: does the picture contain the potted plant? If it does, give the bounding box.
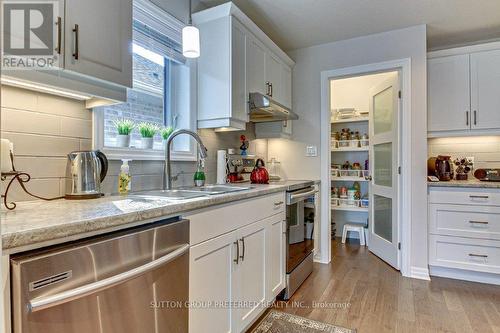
[138,122,159,149]
[161,126,174,144]
[113,119,134,148]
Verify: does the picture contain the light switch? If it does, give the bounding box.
[306,145,317,157]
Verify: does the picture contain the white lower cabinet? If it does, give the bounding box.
[429,187,500,283]
[233,218,267,332]
[267,217,286,300]
[188,194,286,333]
[189,231,236,333]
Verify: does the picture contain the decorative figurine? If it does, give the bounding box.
[240,135,249,156]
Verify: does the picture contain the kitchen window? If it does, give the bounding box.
[93,0,196,161]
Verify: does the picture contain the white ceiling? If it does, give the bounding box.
[199,0,500,51]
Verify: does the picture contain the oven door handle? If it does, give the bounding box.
[289,189,318,202]
[28,243,190,313]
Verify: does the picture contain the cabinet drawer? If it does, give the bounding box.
[429,235,500,274]
[186,192,286,245]
[429,204,500,240]
[429,188,500,206]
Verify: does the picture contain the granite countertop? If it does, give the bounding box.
[1,180,318,254]
[428,179,500,189]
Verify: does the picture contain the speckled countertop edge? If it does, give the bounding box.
[427,179,500,189]
[1,184,293,254]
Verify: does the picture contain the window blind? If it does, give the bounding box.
[133,0,186,64]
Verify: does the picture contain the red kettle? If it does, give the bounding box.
[250,159,269,184]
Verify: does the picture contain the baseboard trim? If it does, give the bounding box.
[410,266,431,280]
[429,266,500,285]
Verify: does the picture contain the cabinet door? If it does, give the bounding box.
[64,0,132,87]
[281,64,292,109]
[267,215,286,300]
[246,35,267,95]
[233,219,267,332]
[266,52,282,101]
[231,18,248,124]
[428,55,470,132]
[190,231,238,333]
[471,49,500,130]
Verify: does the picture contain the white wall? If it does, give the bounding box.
[268,25,429,273]
[331,72,395,113]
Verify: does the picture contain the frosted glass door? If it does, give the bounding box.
[369,71,400,270]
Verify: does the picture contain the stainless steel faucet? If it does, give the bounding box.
[164,129,208,190]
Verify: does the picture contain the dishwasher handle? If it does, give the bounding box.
[29,243,190,313]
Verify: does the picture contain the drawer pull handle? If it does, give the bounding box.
[274,201,284,206]
[468,253,488,258]
[469,195,489,199]
[469,220,489,225]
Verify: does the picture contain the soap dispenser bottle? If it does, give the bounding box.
[118,159,132,195]
[194,158,206,187]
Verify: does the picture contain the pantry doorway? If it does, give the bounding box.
[319,59,412,277]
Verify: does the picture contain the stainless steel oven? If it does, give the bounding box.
[11,218,189,333]
[282,181,317,300]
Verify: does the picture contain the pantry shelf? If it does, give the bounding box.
[331,116,369,124]
[331,146,369,152]
[331,176,369,182]
[331,206,369,213]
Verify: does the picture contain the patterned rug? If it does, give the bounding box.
[251,310,357,333]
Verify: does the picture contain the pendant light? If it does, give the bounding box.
[182,0,200,58]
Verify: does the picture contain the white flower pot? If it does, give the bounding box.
[116,134,130,148]
[141,137,154,149]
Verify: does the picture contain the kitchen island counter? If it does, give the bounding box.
[428,179,500,189]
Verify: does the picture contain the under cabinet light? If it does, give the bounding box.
[1,77,92,100]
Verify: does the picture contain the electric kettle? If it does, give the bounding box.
[65,150,109,199]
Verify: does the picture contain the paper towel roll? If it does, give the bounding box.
[1,139,13,173]
[216,150,227,184]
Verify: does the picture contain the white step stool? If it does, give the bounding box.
[341,223,366,246]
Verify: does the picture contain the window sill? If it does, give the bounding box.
[101,146,197,161]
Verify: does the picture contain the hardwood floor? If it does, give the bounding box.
[268,239,500,333]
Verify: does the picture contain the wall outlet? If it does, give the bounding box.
[306,145,318,157]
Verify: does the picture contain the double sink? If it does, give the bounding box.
[133,185,253,200]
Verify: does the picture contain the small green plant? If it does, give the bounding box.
[113,118,135,135]
[138,122,160,138]
[161,126,174,140]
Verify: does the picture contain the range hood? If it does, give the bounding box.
[248,93,299,123]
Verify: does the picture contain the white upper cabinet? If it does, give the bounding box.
[64,0,132,87]
[282,64,292,109]
[470,49,500,130]
[193,2,294,131]
[428,55,470,132]
[428,42,500,136]
[246,35,267,96]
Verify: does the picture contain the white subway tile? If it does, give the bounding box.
[2,132,80,157]
[1,85,38,111]
[14,157,67,178]
[1,108,61,135]
[37,93,90,120]
[61,117,92,138]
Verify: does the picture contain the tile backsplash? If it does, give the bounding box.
[428,136,500,169]
[1,85,267,203]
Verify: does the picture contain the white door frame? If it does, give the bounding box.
[319,58,412,278]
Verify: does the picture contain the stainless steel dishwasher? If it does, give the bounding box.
[10,218,189,333]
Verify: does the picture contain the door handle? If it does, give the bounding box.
[469,195,489,199]
[234,240,240,264]
[473,110,477,126]
[269,83,273,97]
[55,17,62,54]
[265,82,270,96]
[469,220,489,225]
[466,111,469,126]
[239,237,245,261]
[274,201,284,206]
[72,24,79,60]
[468,253,488,258]
[29,244,189,312]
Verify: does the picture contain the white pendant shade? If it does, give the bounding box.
[182,25,200,58]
